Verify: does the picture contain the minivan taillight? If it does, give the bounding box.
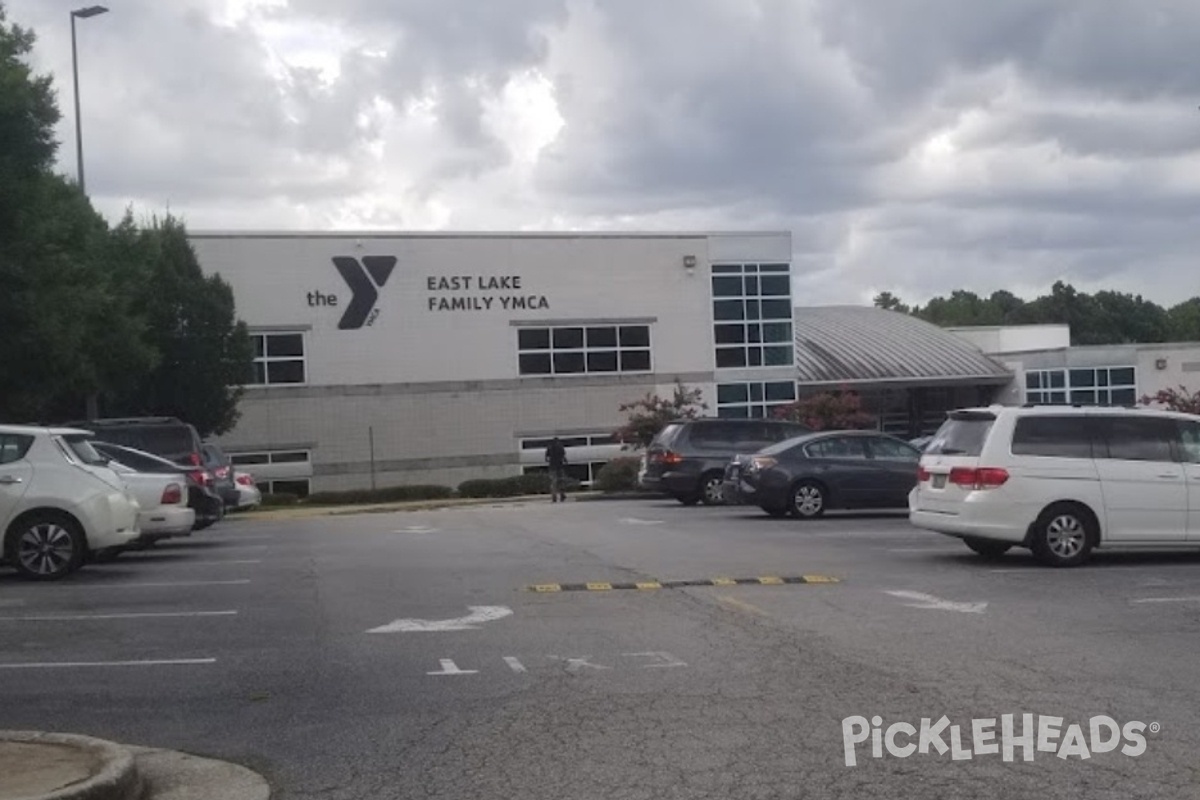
[660,451,683,466]
[949,467,1009,490]
[214,466,230,480]
[188,469,211,486]
[188,452,202,467]
[161,483,183,504]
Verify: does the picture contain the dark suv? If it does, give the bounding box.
[64,417,206,468]
[639,418,812,505]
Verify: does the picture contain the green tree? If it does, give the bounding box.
[614,381,708,449]
[872,291,910,313]
[106,215,253,437]
[1167,298,1200,342]
[0,7,155,422]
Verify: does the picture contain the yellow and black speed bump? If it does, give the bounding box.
[524,575,840,592]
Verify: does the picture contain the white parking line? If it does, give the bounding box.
[1131,596,1200,604]
[0,658,217,669]
[0,611,238,622]
[886,548,961,553]
[154,559,263,566]
[88,580,252,589]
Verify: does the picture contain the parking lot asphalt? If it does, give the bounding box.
[2,499,1200,799]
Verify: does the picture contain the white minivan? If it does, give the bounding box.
[909,405,1200,567]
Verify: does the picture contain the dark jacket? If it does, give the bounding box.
[545,440,567,469]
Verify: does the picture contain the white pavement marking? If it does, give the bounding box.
[427,659,478,676]
[202,545,268,551]
[0,610,238,622]
[883,590,988,614]
[393,526,438,534]
[1131,596,1200,604]
[0,599,26,608]
[367,605,513,633]
[503,657,528,673]
[157,559,262,566]
[550,656,612,672]
[88,580,252,589]
[623,651,688,668]
[0,659,216,670]
[619,518,664,525]
[886,548,960,553]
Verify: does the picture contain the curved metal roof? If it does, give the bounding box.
[793,306,1012,386]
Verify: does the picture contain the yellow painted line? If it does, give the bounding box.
[801,575,840,584]
[757,576,785,585]
[718,595,769,617]
[711,578,737,586]
[586,582,613,591]
[528,584,562,593]
[635,582,663,590]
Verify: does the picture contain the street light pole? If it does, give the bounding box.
[69,5,108,195]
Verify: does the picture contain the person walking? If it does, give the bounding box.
[545,437,568,502]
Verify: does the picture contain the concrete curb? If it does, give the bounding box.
[0,731,140,800]
[242,492,595,521]
[0,732,271,800]
[128,746,269,800]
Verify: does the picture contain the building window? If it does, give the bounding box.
[1025,367,1137,406]
[262,479,310,498]
[249,332,307,385]
[716,381,797,419]
[517,325,652,376]
[520,434,617,450]
[711,264,793,369]
[523,463,608,488]
[229,450,311,467]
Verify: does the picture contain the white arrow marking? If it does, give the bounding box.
[884,590,988,614]
[427,659,478,676]
[619,517,664,525]
[367,605,513,633]
[503,656,528,673]
[394,525,438,534]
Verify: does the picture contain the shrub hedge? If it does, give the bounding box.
[457,473,582,498]
[260,492,301,506]
[595,456,641,492]
[304,485,455,505]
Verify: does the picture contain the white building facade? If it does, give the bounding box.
[947,325,1200,408]
[191,231,798,495]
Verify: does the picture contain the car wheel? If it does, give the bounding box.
[790,481,826,519]
[7,514,86,581]
[1030,504,1095,567]
[699,473,726,506]
[963,537,1011,560]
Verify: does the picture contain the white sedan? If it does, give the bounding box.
[103,458,195,545]
[233,471,262,510]
[0,425,140,580]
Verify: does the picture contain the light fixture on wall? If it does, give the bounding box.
[682,255,697,275]
[1156,358,1168,370]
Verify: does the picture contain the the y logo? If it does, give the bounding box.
[332,256,397,329]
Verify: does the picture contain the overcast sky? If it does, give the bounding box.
[7,0,1200,308]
